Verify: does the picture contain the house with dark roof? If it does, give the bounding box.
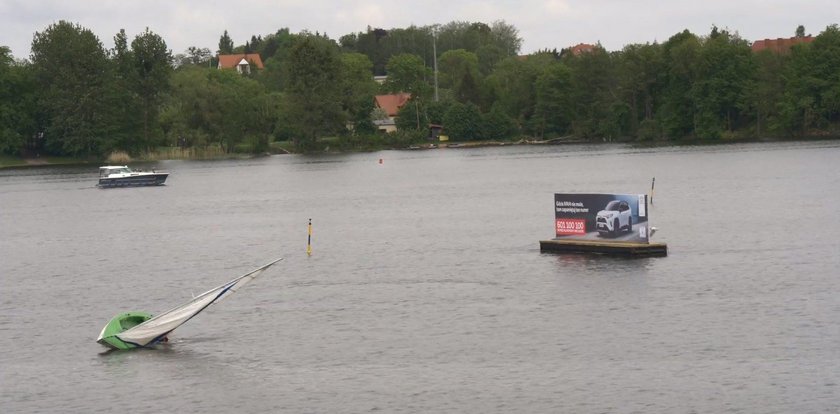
[217,53,265,74]
[373,93,411,133]
[751,36,814,53]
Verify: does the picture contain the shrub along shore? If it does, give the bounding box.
[2,134,836,170]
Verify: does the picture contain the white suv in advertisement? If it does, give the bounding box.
[596,200,632,236]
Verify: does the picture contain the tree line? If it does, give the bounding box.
[1,20,839,158]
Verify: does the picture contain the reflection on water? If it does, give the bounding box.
[2,141,840,413]
[550,251,657,270]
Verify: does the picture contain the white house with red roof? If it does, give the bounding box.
[217,53,265,74]
[373,93,411,133]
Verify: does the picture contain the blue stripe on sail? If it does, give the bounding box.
[120,338,143,348]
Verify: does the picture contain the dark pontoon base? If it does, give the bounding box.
[540,239,668,257]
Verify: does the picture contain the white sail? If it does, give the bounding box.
[116,258,283,347]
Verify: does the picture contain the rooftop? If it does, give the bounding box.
[751,36,814,53]
[374,93,412,117]
[217,53,265,69]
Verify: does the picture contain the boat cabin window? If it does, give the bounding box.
[100,167,132,177]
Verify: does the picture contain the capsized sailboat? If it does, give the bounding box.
[97,257,283,350]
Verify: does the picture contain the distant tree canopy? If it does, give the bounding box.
[1,21,840,157]
[0,46,35,155]
[340,20,522,76]
[279,33,345,147]
[30,20,114,156]
[218,30,234,54]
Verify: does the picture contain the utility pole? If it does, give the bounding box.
[432,28,439,102]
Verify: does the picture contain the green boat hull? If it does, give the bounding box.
[97,311,152,350]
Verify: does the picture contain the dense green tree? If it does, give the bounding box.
[425,100,450,125]
[106,29,143,153]
[259,28,292,62]
[0,47,36,155]
[395,98,452,135]
[160,66,219,147]
[484,53,555,130]
[280,34,344,147]
[690,28,754,139]
[384,53,432,98]
[532,62,574,138]
[658,30,701,139]
[436,20,521,64]
[429,21,522,78]
[476,43,506,76]
[174,46,213,67]
[340,27,393,75]
[130,28,173,149]
[436,22,488,54]
[616,42,665,136]
[340,20,521,78]
[442,101,484,140]
[394,97,425,131]
[259,29,296,92]
[161,66,278,152]
[565,45,622,139]
[489,20,523,57]
[216,71,278,152]
[744,50,788,136]
[350,97,377,136]
[219,30,234,54]
[483,104,519,140]
[113,30,133,76]
[463,22,492,52]
[31,21,113,156]
[808,25,840,125]
[437,49,482,104]
[781,25,840,133]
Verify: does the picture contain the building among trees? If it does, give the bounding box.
[569,43,596,56]
[217,53,264,74]
[373,93,411,133]
[751,36,814,53]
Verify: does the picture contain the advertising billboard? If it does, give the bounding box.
[554,193,649,243]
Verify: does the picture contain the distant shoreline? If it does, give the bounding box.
[2,135,837,169]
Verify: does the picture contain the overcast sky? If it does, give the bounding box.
[1,0,836,60]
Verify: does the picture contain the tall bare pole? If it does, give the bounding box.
[433,28,439,102]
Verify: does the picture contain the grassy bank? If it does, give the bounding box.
[4,135,837,169]
[0,155,93,169]
[0,145,260,169]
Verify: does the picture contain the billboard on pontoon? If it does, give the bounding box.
[554,193,649,243]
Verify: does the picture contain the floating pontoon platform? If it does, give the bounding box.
[540,239,668,257]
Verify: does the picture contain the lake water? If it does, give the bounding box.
[1,141,839,413]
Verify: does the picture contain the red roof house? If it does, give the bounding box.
[751,36,814,53]
[373,93,412,133]
[569,43,596,56]
[217,53,265,74]
[374,93,412,117]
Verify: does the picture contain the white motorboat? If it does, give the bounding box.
[97,165,168,188]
